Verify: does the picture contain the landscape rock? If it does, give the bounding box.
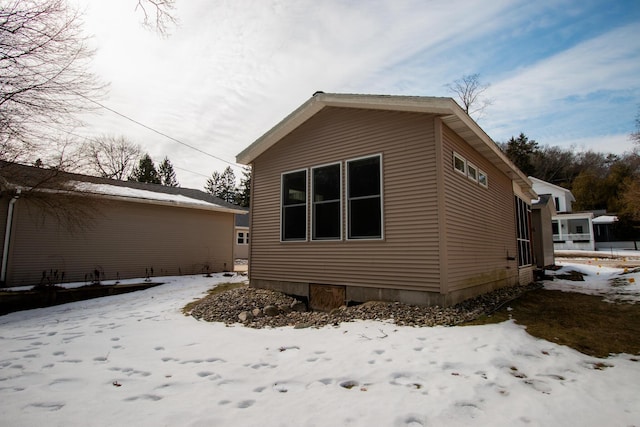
[251,308,263,318]
[189,282,542,329]
[263,305,280,317]
[290,301,307,312]
[238,311,253,322]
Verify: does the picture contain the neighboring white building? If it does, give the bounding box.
[530,177,595,251]
[528,177,575,213]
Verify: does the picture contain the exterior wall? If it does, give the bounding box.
[250,107,442,296]
[530,179,573,213]
[531,203,555,268]
[4,197,234,286]
[235,226,250,259]
[553,213,595,251]
[440,123,520,294]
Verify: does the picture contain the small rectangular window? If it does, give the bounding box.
[237,232,244,244]
[478,170,488,188]
[453,152,466,175]
[467,163,478,182]
[347,155,382,239]
[312,163,341,240]
[281,170,307,241]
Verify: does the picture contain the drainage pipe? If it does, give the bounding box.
[1,189,21,284]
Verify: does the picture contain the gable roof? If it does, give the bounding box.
[237,92,534,197]
[0,161,247,215]
[528,176,575,202]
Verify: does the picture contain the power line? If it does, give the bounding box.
[77,93,239,167]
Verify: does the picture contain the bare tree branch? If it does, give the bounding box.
[445,73,493,121]
[135,0,178,36]
[0,0,105,163]
[82,135,142,180]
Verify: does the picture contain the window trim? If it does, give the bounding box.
[467,162,478,182]
[453,152,466,176]
[311,162,343,241]
[346,153,384,241]
[236,231,249,245]
[280,168,308,242]
[478,169,488,188]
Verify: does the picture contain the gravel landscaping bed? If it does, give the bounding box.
[188,282,542,328]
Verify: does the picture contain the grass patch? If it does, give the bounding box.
[182,282,246,315]
[466,288,640,358]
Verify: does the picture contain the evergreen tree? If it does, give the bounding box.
[158,156,179,187]
[235,166,251,207]
[503,133,539,176]
[205,166,237,203]
[129,153,160,184]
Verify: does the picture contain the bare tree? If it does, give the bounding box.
[446,73,493,120]
[135,0,178,36]
[83,135,142,180]
[0,0,105,163]
[632,105,640,146]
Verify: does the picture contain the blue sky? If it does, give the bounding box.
[75,0,640,189]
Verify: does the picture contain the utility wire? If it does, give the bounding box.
[39,123,221,181]
[77,93,239,167]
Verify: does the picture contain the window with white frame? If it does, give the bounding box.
[467,162,478,182]
[281,170,307,241]
[478,169,488,188]
[237,231,249,245]
[312,163,341,240]
[347,155,383,239]
[515,196,532,267]
[453,152,466,175]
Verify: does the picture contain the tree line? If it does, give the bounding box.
[501,131,640,224]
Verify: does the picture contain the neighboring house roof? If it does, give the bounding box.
[529,176,576,203]
[235,213,250,227]
[593,215,618,224]
[237,92,534,197]
[0,161,247,215]
[532,194,557,215]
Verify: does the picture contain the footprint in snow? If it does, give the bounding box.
[25,402,65,411]
[236,400,255,409]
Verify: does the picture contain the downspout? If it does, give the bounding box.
[1,189,20,284]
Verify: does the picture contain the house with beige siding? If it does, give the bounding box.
[0,161,246,287]
[236,93,538,309]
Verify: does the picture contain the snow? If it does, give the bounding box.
[1,268,639,427]
[545,261,640,303]
[71,181,237,212]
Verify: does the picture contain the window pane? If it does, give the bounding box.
[283,205,306,240]
[313,164,341,240]
[349,197,381,238]
[348,157,380,198]
[283,171,306,205]
[313,164,340,202]
[454,154,465,173]
[314,201,340,239]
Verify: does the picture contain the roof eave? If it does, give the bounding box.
[237,93,534,198]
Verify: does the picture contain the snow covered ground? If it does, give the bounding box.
[1,266,639,427]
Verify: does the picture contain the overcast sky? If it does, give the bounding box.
[73,0,640,190]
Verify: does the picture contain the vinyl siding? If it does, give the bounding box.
[4,197,234,286]
[250,107,441,292]
[441,125,519,291]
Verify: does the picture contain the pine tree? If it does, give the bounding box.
[158,157,179,187]
[205,166,237,203]
[129,153,160,184]
[235,166,251,207]
[503,133,539,176]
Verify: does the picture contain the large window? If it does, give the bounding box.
[347,155,382,239]
[281,170,307,241]
[515,196,532,267]
[312,163,341,240]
